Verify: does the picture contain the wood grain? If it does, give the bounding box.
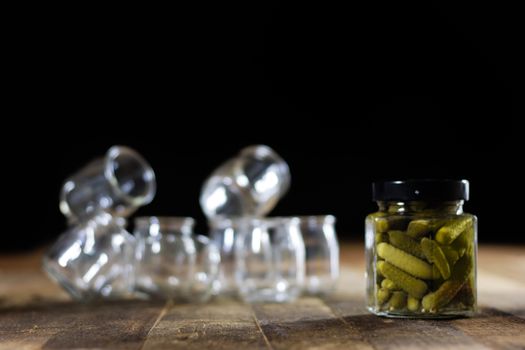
[0,301,163,350]
[452,308,525,349]
[252,298,372,350]
[0,243,524,349]
[327,299,485,350]
[142,301,269,350]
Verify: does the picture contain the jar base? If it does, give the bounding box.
[368,307,476,319]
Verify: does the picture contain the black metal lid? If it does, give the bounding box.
[372,179,469,201]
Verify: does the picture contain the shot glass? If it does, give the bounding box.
[235,217,305,303]
[200,145,291,218]
[43,213,136,300]
[60,145,156,223]
[296,215,339,295]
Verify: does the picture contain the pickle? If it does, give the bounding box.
[421,255,472,311]
[377,288,391,305]
[440,245,460,266]
[407,296,420,311]
[451,254,472,282]
[377,243,434,279]
[388,230,425,259]
[422,280,463,311]
[453,223,475,258]
[450,230,468,257]
[407,220,431,238]
[375,232,389,244]
[381,279,399,290]
[377,216,410,233]
[452,276,476,307]
[465,225,476,257]
[388,291,407,310]
[406,219,444,239]
[377,261,428,299]
[432,265,445,280]
[435,217,473,245]
[421,238,451,280]
[375,217,389,233]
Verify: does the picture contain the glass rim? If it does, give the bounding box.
[104,145,157,207]
[271,215,336,224]
[134,216,195,229]
[209,215,336,227]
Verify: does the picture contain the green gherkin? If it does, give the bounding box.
[436,217,473,245]
[377,261,428,299]
[381,279,399,291]
[377,288,391,305]
[422,280,463,311]
[421,254,472,311]
[388,230,425,259]
[375,232,389,245]
[377,243,434,279]
[375,218,389,233]
[440,245,460,266]
[407,219,444,239]
[452,277,476,307]
[450,254,472,281]
[407,296,421,311]
[421,238,451,280]
[375,215,426,236]
[388,291,407,310]
[452,223,475,257]
[407,220,431,238]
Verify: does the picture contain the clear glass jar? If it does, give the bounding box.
[296,215,339,296]
[59,145,156,223]
[200,145,291,218]
[365,180,477,318]
[43,213,135,300]
[235,217,305,303]
[133,217,196,300]
[184,234,221,303]
[133,216,220,302]
[208,216,241,296]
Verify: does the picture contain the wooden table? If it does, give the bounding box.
[1,243,524,349]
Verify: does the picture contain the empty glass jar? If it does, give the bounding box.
[133,217,219,302]
[208,216,241,296]
[185,234,221,302]
[297,215,339,295]
[200,145,291,218]
[43,213,135,300]
[60,145,156,223]
[366,180,477,318]
[235,217,305,303]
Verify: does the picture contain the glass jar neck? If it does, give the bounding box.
[377,200,464,215]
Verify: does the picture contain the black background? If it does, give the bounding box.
[4,2,521,250]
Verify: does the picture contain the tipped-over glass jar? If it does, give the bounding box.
[43,213,135,300]
[59,145,156,223]
[365,180,477,318]
[200,145,291,219]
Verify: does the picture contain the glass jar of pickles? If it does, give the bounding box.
[365,180,477,318]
